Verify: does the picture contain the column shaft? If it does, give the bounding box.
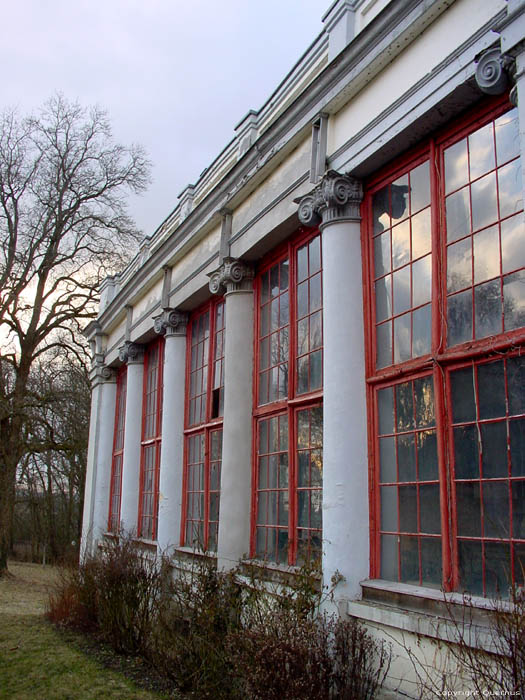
[157,331,186,553]
[217,289,254,569]
[120,361,144,534]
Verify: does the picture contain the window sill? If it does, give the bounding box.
[238,559,321,590]
[170,547,218,568]
[348,579,503,652]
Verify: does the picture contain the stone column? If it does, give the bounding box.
[208,258,255,570]
[153,309,188,554]
[80,364,117,558]
[118,341,144,535]
[297,170,367,603]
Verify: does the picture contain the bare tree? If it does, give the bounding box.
[0,94,150,575]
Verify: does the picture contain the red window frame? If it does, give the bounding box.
[251,227,323,566]
[138,338,164,540]
[364,96,525,595]
[108,366,127,533]
[181,298,225,552]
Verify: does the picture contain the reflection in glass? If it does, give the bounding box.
[396,381,414,431]
[421,537,442,587]
[459,540,483,596]
[378,386,394,435]
[381,534,398,580]
[475,279,501,338]
[468,122,495,180]
[501,214,525,274]
[410,161,430,213]
[412,305,431,357]
[474,226,499,284]
[512,481,525,539]
[393,266,410,315]
[446,187,471,242]
[495,109,519,165]
[445,138,468,194]
[391,175,409,222]
[481,420,507,477]
[399,485,417,532]
[448,290,472,346]
[504,269,525,331]
[483,481,509,537]
[450,366,475,423]
[400,536,419,584]
[374,231,391,277]
[508,356,525,415]
[393,313,411,363]
[420,484,441,534]
[498,159,522,220]
[381,486,397,531]
[414,375,435,428]
[510,418,525,477]
[456,482,481,536]
[392,219,410,269]
[472,172,498,232]
[375,277,391,322]
[485,542,511,597]
[478,361,505,420]
[380,436,396,483]
[376,321,392,369]
[411,208,431,258]
[412,255,432,306]
[373,186,390,234]
[398,434,416,482]
[417,431,438,481]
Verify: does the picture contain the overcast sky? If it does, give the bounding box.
[0,1,326,237]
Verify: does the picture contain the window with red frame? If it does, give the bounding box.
[108,366,127,533]
[253,230,323,565]
[138,339,163,540]
[366,100,525,596]
[182,299,225,551]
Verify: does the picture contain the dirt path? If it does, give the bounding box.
[0,560,59,615]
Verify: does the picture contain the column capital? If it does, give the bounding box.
[295,170,363,229]
[208,257,254,294]
[118,341,144,364]
[153,308,189,337]
[90,363,117,387]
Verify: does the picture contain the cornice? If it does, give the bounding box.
[95,0,466,333]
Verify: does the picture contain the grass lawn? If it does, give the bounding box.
[0,562,171,699]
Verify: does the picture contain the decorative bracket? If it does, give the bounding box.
[208,257,254,294]
[475,48,516,101]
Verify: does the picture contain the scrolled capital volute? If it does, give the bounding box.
[475,48,514,96]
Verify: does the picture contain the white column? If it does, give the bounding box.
[154,310,188,554]
[298,172,368,604]
[81,365,117,558]
[119,342,144,535]
[209,259,255,570]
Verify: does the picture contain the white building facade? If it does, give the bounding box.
[82,0,525,694]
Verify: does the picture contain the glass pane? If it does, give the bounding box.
[412,255,431,307]
[421,537,442,588]
[393,266,410,315]
[456,482,481,536]
[495,109,519,165]
[381,534,398,581]
[446,187,471,242]
[483,481,509,538]
[508,356,525,415]
[400,536,419,584]
[375,276,392,322]
[311,406,323,445]
[510,418,525,477]
[454,425,479,479]
[417,431,438,481]
[297,281,308,319]
[280,259,289,291]
[380,436,396,483]
[374,231,391,277]
[410,162,430,213]
[297,356,308,395]
[469,122,495,180]
[411,207,431,258]
[260,303,269,337]
[311,449,322,486]
[279,453,289,488]
[451,366,476,423]
[412,305,431,357]
[501,214,525,274]
[393,313,411,364]
[420,484,441,534]
[474,225,499,284]
[414,375,435,428]
[478,361,505,420]
[498,159,522,220]
[484,542,511,598]
[270,298,280,331]
[309,236,321,274]
[503,269,525,331]
[310,350,322,391]
[279,415,288,451]
[270,264,279,297]
[298,451,309,487]
[260,271,269,304]
[381,485,397,531]
[514,543,525,586]
[277,530,288,564]
[392,219,410,269]
[280,292,289,327]
[391,174,409,222]
[258,456,268,489]
[475,279,501,338]
[373,185,390,234]
[378,386,394,435]
[310,311,322,350]
[396,381,414,431]
[310,273,322,312]
[459,540,483,595]
[297,244,308,282]
[471,172,498,232]
[447,237,472,293]
[268,455,278,488]
[445,138,468,194]
[398,434,416,482]
[512,481,525,539]
[448,290,472,346]
[399,485,417,532]
[278,492,288,526]
[376,321,392,369]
